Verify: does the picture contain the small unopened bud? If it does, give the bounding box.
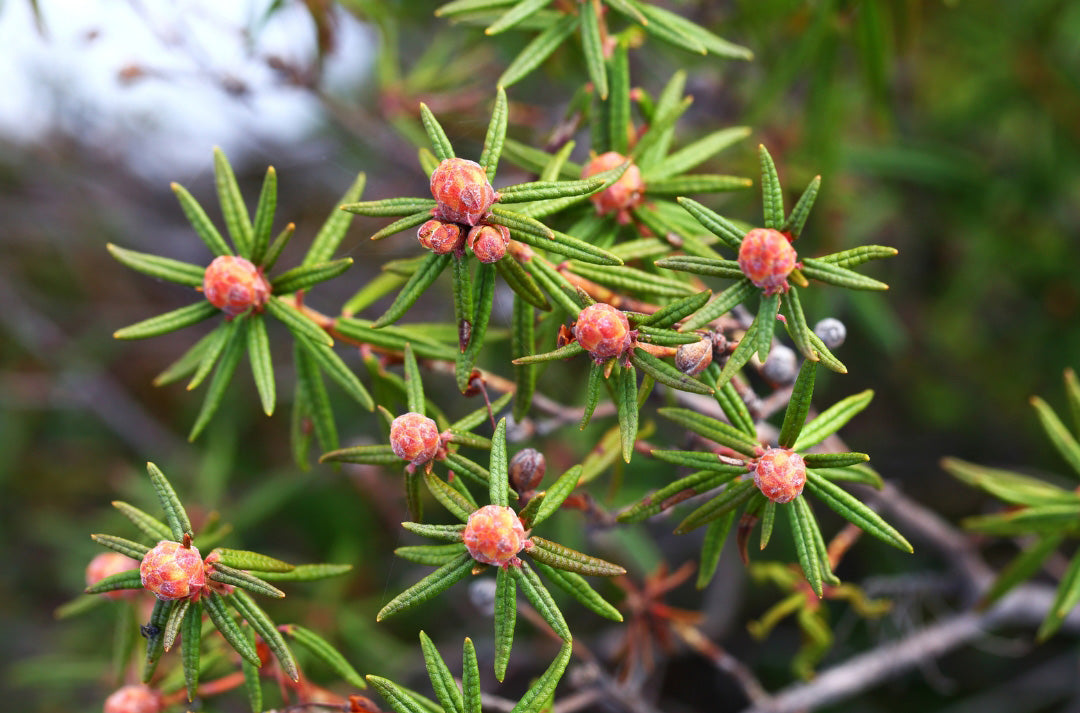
[463,505,528,568]
[675,337,713,376]
[389,412,440,465]
[417,219,463,255]
[140,541,205,601]
[203,256,271,316]
[104,684,161,713]
[761,344,798,385]
[738,228,797,295]
[753,448,806,504]
[86,552,140,601]
[582,151,644,218]
[509,448,546,493]
[430,158,497,226]
[466,223,510,263]
[814,317,846,350]
[573,303,632,361]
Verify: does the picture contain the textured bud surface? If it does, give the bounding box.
[753,448,806,504]
[466,224,511,263]
[738,228,797,295]
[509,448,546,493]
[140,541,205,601]
[573,303,632,361]
[675,337,714,376]
[203,256,271,316]
[389,412,441,465]
[86,552,140,601]
[417,219,464,255]
[104,684,161,713]
[582,151,644,218]
[463,504,528,568]
[430,158,496,226]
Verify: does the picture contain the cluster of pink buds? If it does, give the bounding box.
[420,158,510,263]
[738,228,798,295]
[389,412,442,466]
[462,504,530,568]
[752,447,806,504]
[573,303,635,363]
[582,151,644,223]
[202,255,271,316]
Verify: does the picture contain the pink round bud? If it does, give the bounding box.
[389,412,441,465]
[737,228,797,295]
[139,541,205,601]
[86,552,140,601]
[466,224,510,263]
[417,219,464,255]
[430,158,497,226]
[573,303,632,361]
[753,448,806,504]
[203,255,271,316]
[581,151,644,217]
[463,504,528,568]
[104,684,161,713]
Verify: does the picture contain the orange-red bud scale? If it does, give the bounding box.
[581,151,644,219]
[753,448,806,504]
[203,255,271,316]
[573,303,632,361]
[463,504,528,568]
[417,219,464,255]
[389,412,441,465]
[430,158,496,227]
[467,224,510,263]
[737,228,797,295]
[140,540,205,601]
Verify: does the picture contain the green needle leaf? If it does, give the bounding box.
[213,549,293,572]
[781,286,818,362]
[759,145,784,230]
[490,418,510,507]
[401,521,467,542]
[630,348,714,395]
[396,543,468,565]
[214,147,254,257]
[154,325,224,386]
[419,631,464,713]
[370,211,434,242]
[781,175,821,240]
[246,314,275,416]
[84,569,143,595]
[647,127,752,181]
[111,500,173,541]
[253,563,353,582]
[497,177,605,203]
[424,472,475,523]
[263,222,296,271]
[637,289,713,328]
[91,534,150,560]
[787,498,823,597]
[419,103,455,161]
[270,258,353,295]
[779,359,817,449]
[480,87,508,182]
[708,370,756,437]
[367,675,432,713]
[294,340,338,456]
[188,317,248,441]
[637,2,751,59]
[320,443,400,466]
[754,293,780,359]
[250,166,277,265]
[674,197,743,249]
[657,407,760,456]
[303,171,366,266]
[498,14,577,89]
[817,245,899,268]
[203,593,260,667]
[979,533,1064,610]
[463,637,482,713]
[494,567,516,681]
[512,296,538,421]
[210,563,286,599]
[510,560,570,641]
[1038,551,1080,641]
[142,598,174,682]
[498,255,550,311]
[240,623,262,713]
[1031,396,1080,479]
[374,253,452,328]
[680,279,755,331]
[697,510,737,589]
[265,295,333,347]
[580,0,607,99]
[793,389,874,451]
[617,363,639,463]
[486,0,552,35]
[297,336,374,410]
[377,553,474,621]
[106,243,207,287]
[342,196,436,217]
[675,479,756,533]
[181,600,202,701]
[457,263,495,392]
[531,560,622,621]
[402,343,425,415]
[942,457,1077,506]
[171,182,233,257]
[618,468,743,523]
[531,465,582,527]
[229,589,299,681]
[799,257,889,291]
[760,500,777,550]
[146,462,192,539]
[805,471,913,552]
[511,641,572,713]
[802,452,871,468]
[162,598,190,652]
[527,536,626,576]
[569,261,697,297]
[654,255,744,280]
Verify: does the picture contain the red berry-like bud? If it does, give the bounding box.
[203,255,271,316]
[139,541,205,601]
[389,412,441,465]
[753,448,806,504]
[675,337,713,376]
[737,228,797,295]
[430,158,497,226]
[104,684,161,713]
[573,303,632,361]
[417,219,464,255]
[466,223,510,263]
[86,552,140,601]
[581,151,644,218]
[509,448,546,493]
[463,504,528,568]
